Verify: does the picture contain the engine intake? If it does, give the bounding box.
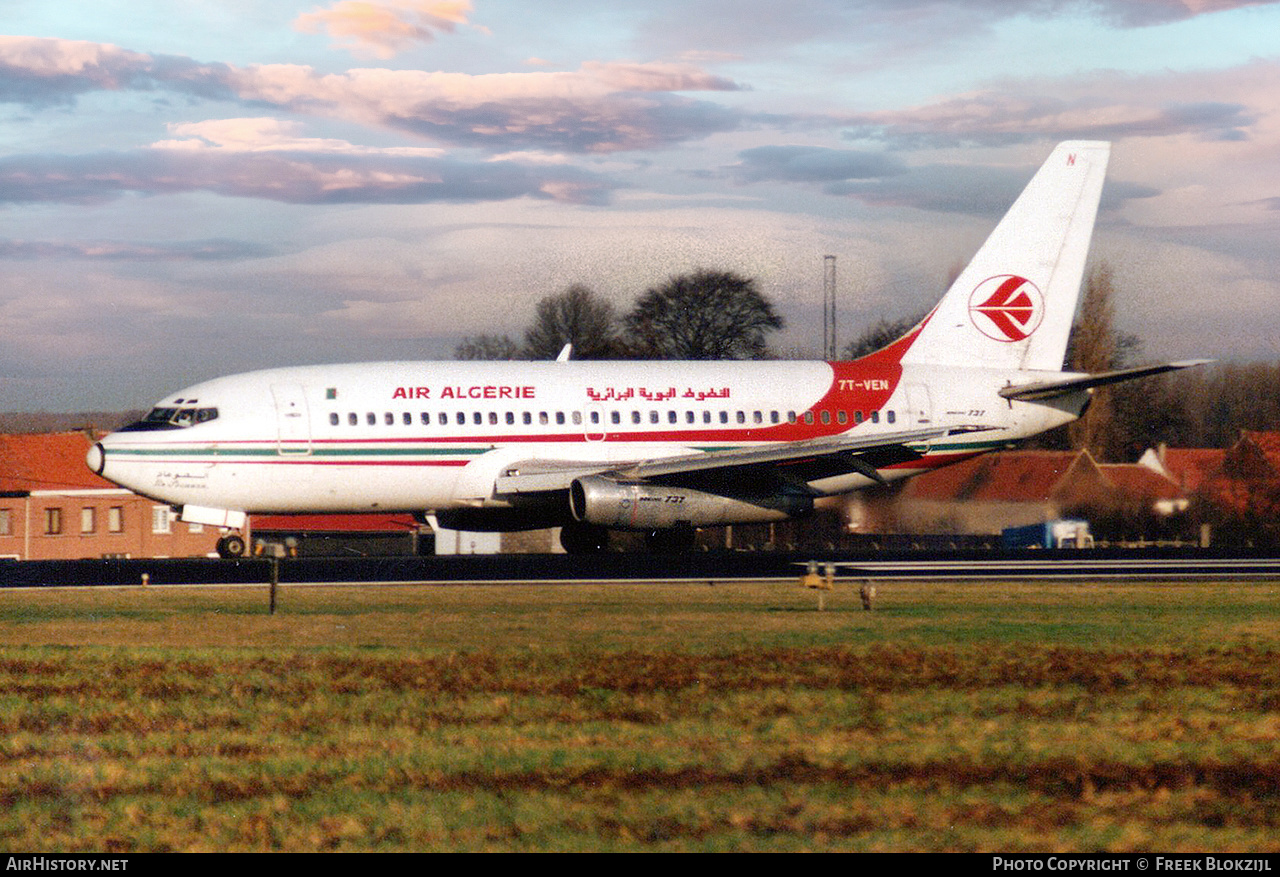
[569,475,812,530]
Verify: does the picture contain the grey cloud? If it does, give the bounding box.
[730,145,906,184]
[827,161,1158,217]
[841,97,1259,150]
[0,150,619,206]
[0,238,271,261]
[379,93,742,154]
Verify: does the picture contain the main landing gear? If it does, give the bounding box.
[644,527,696,553]
[559,522,610,554]
[558,523,698,554]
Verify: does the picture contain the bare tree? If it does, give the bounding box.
[842,311,928,360]
[623,269,784,360]
[522,284,619,360]
[1065,262,1145,459]
[454,334,520,361]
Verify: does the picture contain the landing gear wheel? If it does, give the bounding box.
[217,534,247,558]
[560,523,610,554]
[645,527,696,553]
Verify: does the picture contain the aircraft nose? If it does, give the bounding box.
[86,442,105,476]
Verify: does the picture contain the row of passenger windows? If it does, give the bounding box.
[328,408,898,428]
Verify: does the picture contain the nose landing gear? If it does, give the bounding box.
[216,533,247,558]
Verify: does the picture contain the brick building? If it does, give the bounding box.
[850,449,1188,536]
[0,432,221,560]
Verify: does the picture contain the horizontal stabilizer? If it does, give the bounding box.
[998,360,1213,402]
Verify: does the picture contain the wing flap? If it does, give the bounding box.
[494,426,971,496]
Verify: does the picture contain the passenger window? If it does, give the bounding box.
[473,412,482,425]
[887,411,896,424]
[506,412,515,425]
[770,411,780,424]
[572,411,582,425]
[753,411,763,424]
[349,413,358,426]
[611,411,620,425]
[821,411,831,424]
[871,411,879,423]
[590,411,600,425]
[330,413,339,426]
[632,411,641,424]
[804,412,814,424]
[489,412,498,425]
[385,412,394,426]
[539,412,549,425]
[719,411,729,424]
[523,412,532,425]
[556,412,566,425]
[367,413,377,426]
[421,412,431,425]
[736,411,745,424]
[650,411,659,424]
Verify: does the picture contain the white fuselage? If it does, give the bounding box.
[90,358,1084,523]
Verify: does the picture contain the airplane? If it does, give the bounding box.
[87,140,1205,557]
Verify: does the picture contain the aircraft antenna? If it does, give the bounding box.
[823,255,837,360]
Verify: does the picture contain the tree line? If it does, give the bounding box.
[455,269,783,362]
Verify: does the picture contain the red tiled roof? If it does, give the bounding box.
[1241,431,1280,456]
[901,451,1083,503]
[1098,464,1183,501]
[1158,448,1225,492]
[0,432,116,493]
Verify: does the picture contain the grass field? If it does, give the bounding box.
[3,576,1280,852]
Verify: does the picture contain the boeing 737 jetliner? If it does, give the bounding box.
[87,141,1203,556]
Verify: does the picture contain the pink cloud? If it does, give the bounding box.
[225,59,743,151]
[294,0,475,59]
[0,36,745,153]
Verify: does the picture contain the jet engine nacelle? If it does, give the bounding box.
[569,475,812,530]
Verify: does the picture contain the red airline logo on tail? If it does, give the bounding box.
[968,274,1044,342]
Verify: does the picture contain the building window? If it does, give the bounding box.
[151,506,172,534]
[44,508,63,536]
[81,507,96,534]
[0,509,11,536]
[108,507,124,533]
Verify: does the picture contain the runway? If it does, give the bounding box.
[3,548,1280,588]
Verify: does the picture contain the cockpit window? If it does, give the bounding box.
[120,406,219,432]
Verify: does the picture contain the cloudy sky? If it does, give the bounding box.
[3,0,1279,410]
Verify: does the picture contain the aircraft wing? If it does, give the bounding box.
[494,426,984,496]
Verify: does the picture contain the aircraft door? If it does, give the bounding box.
[271,383,312,455]
[904,383,934,425]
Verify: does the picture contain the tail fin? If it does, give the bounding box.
[899,141,1110,372]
